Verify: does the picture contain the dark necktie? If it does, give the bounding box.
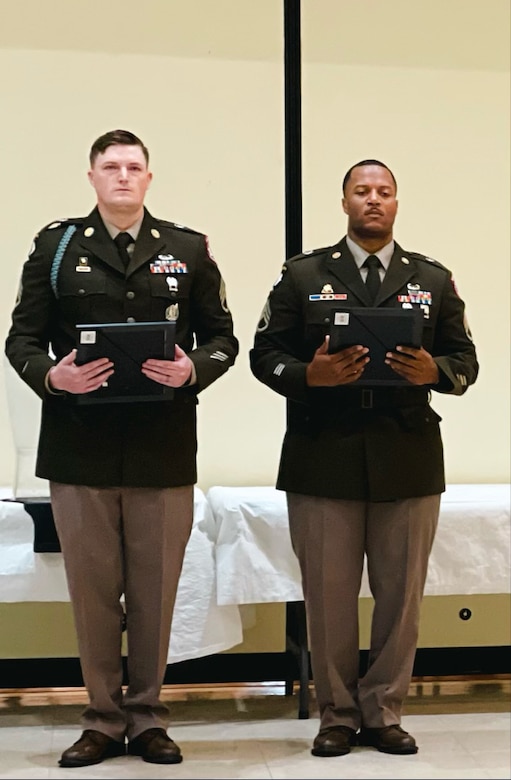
[364,254,382,303]
[114,232,133,268]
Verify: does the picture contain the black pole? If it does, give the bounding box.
[284,0,302,260]
[284,3,310,715]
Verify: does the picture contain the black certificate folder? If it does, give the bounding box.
[75,321,176,404]
[328,308,424,386]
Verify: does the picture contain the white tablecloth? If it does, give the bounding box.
[207,484,511,605]
[2,483,509,657]
[0,487,243,664]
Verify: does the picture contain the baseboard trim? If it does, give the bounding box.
[0,647,509,689]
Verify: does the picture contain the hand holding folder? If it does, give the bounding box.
[328,307,424,386]
[75,321,176,403]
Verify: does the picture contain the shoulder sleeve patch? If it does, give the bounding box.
[272,264,287,288]
[205,235,217,263]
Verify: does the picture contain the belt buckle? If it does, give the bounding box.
[362,389,373,409]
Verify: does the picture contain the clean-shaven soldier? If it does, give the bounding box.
[5,129,238,767]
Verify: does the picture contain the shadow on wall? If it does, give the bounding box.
[2,355,49,498]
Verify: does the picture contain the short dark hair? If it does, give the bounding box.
[89,129,149,166]
[342,159,397,194]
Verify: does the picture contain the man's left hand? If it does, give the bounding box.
[385,345,439,386]
[142,344,194,387]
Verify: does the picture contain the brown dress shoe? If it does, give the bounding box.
[311,725,357,757]
[127,727,183,764]
[358,725,418,754]
[58,729,125,767]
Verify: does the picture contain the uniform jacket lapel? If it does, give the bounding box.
[376,243,416,306]
[130,210,165,274]
[73,207,166,276]
[74,207,124,273]
[326,237,371,305]
[326,237,417,307]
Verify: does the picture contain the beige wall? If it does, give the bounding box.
[1,0,509,495]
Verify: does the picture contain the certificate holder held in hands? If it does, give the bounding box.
[75,320,176,403]
[328,307,424,386]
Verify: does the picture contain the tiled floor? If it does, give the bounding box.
[0,679,509,779]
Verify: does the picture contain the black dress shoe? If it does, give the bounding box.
[128,727,183,764]
[59,729,125,767]
[311,725,357,757]
[358,725,418,754]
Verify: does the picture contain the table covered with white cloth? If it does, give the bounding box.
[0,487,243,664]
[207,483,511,606]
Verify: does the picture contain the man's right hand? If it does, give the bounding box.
[306,337,369,387]
[48,350,114,394]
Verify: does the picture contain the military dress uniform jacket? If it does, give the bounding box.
[249,237,478,502]
[5,207,238,488]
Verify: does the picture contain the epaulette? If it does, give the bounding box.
[41,217,84,232]
[287,246,330,264]
[406,250,449,273]
[156,219,203,236]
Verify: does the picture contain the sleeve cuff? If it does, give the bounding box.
[44,369,65,396]
[182,362,197,387]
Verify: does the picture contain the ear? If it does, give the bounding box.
[87,170,94,188]
[341,197,348,215]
